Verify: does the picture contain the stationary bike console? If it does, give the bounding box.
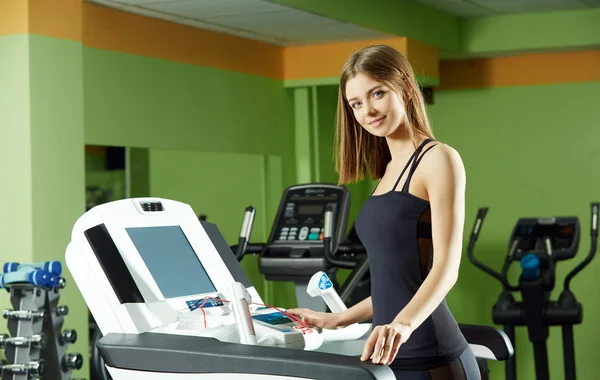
[259,184,352,282]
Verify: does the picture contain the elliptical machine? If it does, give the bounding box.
[468,203,599,380]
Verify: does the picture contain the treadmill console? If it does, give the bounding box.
[260,184,351,282]
[268,185,348,246]
[510,217,580,261]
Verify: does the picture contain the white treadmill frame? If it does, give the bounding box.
[65,198,262,336]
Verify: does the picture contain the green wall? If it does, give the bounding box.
[30,35,87,378]
[0,35,32,364]
[83,47,294,158]
[428,81,600,380]
[0,35,33,281]
[0,34,87,376]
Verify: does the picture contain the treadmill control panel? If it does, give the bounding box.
[269,185,349,245]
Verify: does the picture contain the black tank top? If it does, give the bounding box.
[355,139,468,371]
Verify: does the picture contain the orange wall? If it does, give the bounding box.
[0,1,438,82]
[0,1,28,36]
[83,4,283,79]
[439,49,600,90]
[283,38,407,80]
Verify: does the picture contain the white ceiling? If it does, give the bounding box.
[86,0,394,46]
[413,0,600,17]
[86,0,600,48]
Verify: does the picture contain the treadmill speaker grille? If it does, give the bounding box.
[140,202,164,212]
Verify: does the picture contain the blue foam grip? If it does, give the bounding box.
[520,253,540,281]
[3,262,62,276]
[3,262,19,273]
[29,270,49,287]
[44,261,62,276]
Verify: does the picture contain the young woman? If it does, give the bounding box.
[286,45,480,380]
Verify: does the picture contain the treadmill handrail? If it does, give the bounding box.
[98,332,395,380]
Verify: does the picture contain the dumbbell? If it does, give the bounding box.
[3,309,45,320]
[59,329,77,345]
[3,261,62,276]
[0,359,45,375]
[56,305,69,317]
[0,334,47,349]
[0,261,64,289]
[0,269,50,288]
[62,353,84,372]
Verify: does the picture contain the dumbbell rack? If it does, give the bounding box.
[0,262,84,380]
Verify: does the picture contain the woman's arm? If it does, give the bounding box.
[286,296,372,329]
[338,296,373,326]
[392,144,466,330]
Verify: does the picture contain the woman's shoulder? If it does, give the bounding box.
[420,140,465,177]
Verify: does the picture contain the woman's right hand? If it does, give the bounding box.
[285,308,345,330]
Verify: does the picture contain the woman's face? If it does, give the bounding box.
[345,73,406,138]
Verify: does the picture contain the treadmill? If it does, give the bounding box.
[68,197,396,380]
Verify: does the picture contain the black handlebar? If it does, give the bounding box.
[592,202,599,236]
[234,206,256,260]
[477,207,488,222]
[323,205,357,269]
[563,202,599,291]
[467,207,506,286]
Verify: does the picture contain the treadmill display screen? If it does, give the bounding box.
[126,226,217,299]
[298,204,324,215]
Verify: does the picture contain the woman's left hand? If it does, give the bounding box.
[360,322,412,365]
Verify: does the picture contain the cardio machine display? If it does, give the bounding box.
[271,188,342,243]
[259,184,353,283]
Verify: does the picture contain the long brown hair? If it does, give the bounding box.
[334,45,435,184]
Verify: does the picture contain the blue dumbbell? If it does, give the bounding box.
[3,261,62,276]
[0,270,50,288]
[3,262,19,273]
[29,270,50,287]
[44,261,62,276]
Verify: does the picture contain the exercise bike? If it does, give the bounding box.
[467,203,599,380]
